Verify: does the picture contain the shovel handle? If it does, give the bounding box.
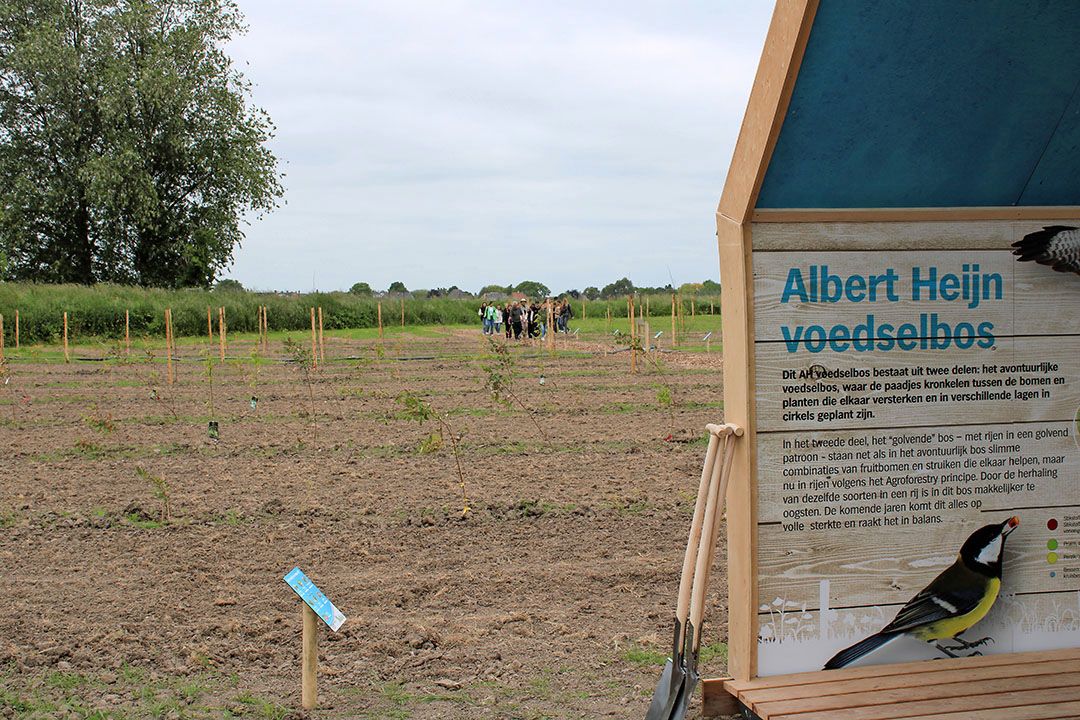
[688,425,740,648]
[702,429,739,598]
[675,430,721,625]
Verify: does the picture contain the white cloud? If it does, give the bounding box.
[225,0,773,292]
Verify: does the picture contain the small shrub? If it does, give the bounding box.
[135,466,171,522]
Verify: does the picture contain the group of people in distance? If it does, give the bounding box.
[479,298,574,340]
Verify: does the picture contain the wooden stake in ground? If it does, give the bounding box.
[207,306,213,342]
[582,299,586,321]
[124,310,129,356]
[606,306,611,332]
[0,314,4,359]
[309,307,318,370]
[14,309,18,350]
[255,304,266,351]
[302,604,317,710]
[317,306,325,362]
[671,294,677,348]
[400,298,404,327]
[629,295,636,374]
[711,301,715,315]
[63,311,70,362]
[218,307,226,361]
[546,301,555,352]
[692,298,696,317]
[377,302,383,339]
[164,308,174,385]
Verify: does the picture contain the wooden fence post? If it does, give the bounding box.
[63,312,70,362]
[317,306,325,363]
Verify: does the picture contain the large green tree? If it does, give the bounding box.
[0,0,282,286]
[600,277,634,298]
[513,280,549,298]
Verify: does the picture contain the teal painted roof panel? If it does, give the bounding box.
[755,1,1080,209]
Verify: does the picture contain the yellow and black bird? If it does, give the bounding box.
[824,516,1019,670]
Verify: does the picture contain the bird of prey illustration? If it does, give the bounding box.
[1011,226,1080,275]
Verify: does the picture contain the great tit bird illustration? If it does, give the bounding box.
[1012,226,1080,275]
[824,516,1019,670]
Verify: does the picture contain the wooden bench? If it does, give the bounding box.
[703,647,1080,720]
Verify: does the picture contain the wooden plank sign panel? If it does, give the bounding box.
[750,220,1080,676]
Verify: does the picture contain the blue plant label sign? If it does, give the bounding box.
[283,567,346,632]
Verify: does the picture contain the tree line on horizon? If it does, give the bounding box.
[342,277,722,300]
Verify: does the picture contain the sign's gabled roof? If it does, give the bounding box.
[746,1,1080,212]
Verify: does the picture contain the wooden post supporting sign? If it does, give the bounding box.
[283,568,346,712]
[302,604,317,709]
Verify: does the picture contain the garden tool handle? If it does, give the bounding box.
[675,429,722,626]
[688,424,741,646]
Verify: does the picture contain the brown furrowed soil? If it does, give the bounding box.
[0,327,732,719]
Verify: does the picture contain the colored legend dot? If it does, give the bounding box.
[1048,539,1059,550]
[1051,571,1057,578]
[1048,519,1059,530]
[1047,552,1059,564]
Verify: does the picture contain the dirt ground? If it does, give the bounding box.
[0,326,733,719]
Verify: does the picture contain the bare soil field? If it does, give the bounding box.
[0,326,732,719]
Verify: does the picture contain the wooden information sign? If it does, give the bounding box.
[711,0,1080,692]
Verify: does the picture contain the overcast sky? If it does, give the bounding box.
[223,1,774,294]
